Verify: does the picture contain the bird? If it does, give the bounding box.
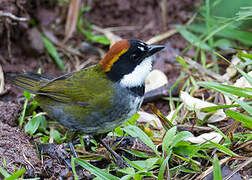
[8,39,164,167]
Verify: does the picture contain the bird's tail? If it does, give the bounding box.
[7,73,51,94]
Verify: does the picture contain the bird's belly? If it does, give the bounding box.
[38,94,143,135]
[77,95,143,134]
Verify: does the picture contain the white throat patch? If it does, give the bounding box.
[120,57,152,88]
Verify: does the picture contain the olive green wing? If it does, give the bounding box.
[38,65,113,105]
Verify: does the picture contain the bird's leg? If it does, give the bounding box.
[93,135,130,168]
[68,141,77,158]
[67,131,79,158]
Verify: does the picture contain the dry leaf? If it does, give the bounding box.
[145,70,168,92]
[233,71,252,88]
[222,56,241,80]
[64,0,81,42]
[137,111,163,130]
[166,110,176,124]
[180,91,226,123]
[185,132,222,144]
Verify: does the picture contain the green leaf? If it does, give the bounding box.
[200,104,242,112]
[158,156,169,180]
[226,110,252,128]
[74,158,119,180]
[0,166,10,177]
[176,56,188,68]
[77,10,110,45]
[162,126,177,153]
[125,113,140,125]
[71,156,79,180]
[120,175,134,180]
[188,24,252,46]
[213,39,237,50]
[213,155,222,180]
[51,129,66,144]
[176,26,211,51]
[4,169,26,180]
[133,158,159,171]
[170,131,193,149]
[42,35,65,70]
[23,90,31,100]
[123,156,144,171]
[226,94,252,116]
[117,167,135,176]
[208,124,230,143]
[208,142,238,156]
[200,50,207,68]
[124,149,150,159]
[198,81,252,99]
[25,115,45,135]
[123,125,159,156]
[18,91,31,127]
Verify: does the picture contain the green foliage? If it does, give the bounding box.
[123,125,159,156]
[177,0,252,69]
[18,91,31,127]
[213,155,222,180]
[25,115,46,135]
[74,158,119,180]
[226,110,252,128]
[0,166,10,178]
[198,80,252,128]
[50,129,67,144]
[0,166,26,180]
[78,7,110,45]
[42,34,65,70]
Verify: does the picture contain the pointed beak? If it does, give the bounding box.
[147,45,165,57]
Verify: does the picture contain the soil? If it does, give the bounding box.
[0,0,200,178]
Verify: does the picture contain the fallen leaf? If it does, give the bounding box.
[145,70,168,92]
[137,111,163,130]
[233,71,252,88]
[180,91,226,123]
[185,132,222,144]
[222,56,241,80]
[64,0,81,43]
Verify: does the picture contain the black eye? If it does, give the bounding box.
[130,54,137,60]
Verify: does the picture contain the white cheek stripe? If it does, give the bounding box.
[120,57,152,88]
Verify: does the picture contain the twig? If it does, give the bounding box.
[92,25,122,45]
[0,64,4,94]
[143,82,180,103]
[185,57,229,83]
[146,29,178,45]
[0,10,29,21]
[5,21,12,60]
[161,0,167,31]
[63,0,81,43]
[105,26,141,32]
[223,157,252,180]
[195,157,230,180]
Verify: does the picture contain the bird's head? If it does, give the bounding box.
[99,39,164,88]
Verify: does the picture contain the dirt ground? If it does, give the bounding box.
[0,0,199,178]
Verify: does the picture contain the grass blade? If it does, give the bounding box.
[213,155,222,180]
[198,81,252,99]
[42,35,65,70]
[4,169,26,180]
[74,158,119,180]
[226,110,252,128]
[123,125,159,156]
